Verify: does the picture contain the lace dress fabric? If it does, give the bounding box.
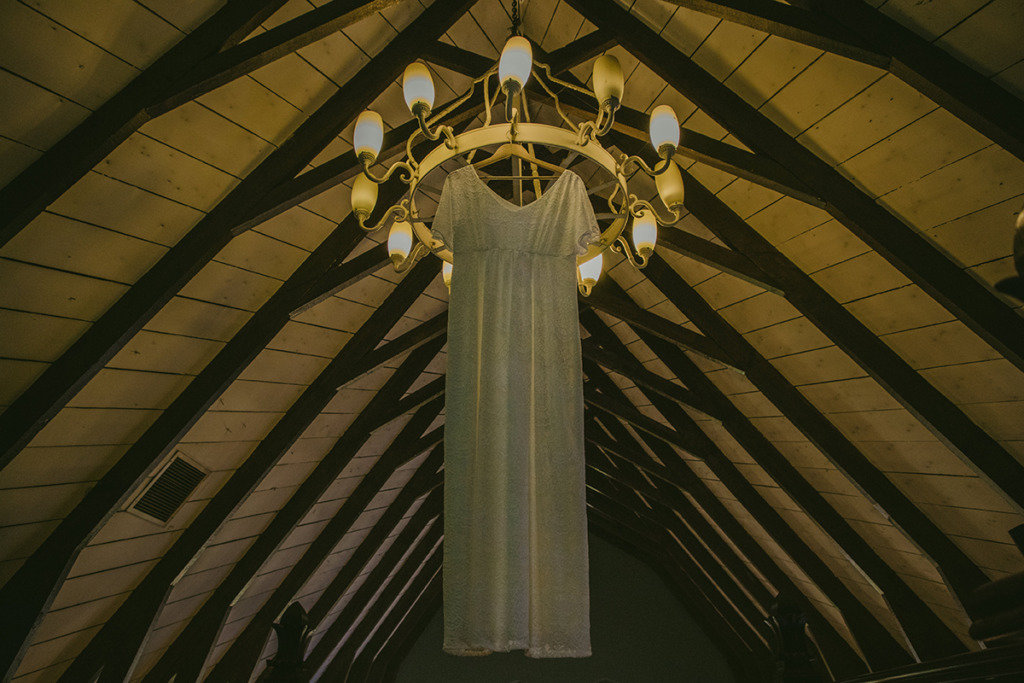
[432,166,599,658]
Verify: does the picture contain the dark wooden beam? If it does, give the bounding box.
[0,0,288,247]
[584,391,868,679]
[317,539,442,679]
[363,577,441,681]
[139,336,446,680]
[57,260,440,682]
[793,0,1024,164]
[153,0,409,114]
[584,384,698,454]
[673,163,1013,589]
[658,225,782,295]
[661,0,885,66]
[206,430,444,680]
[581,329,913,669]
[566,0,1024,377]
[546,30,617,74]
[582,289,741,370]
[0,0,474,475]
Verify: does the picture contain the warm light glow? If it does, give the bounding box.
[578,252,603,287]
[388,220,413,264]
[632,210,657,256]
[656,160,685,209]
[351,174,378,219]
[403,61,434,113]
[592,55,623,106]
[442,260,453,292]
[499,36,532,91]
[354,110,384,161]
[649,104,680,155]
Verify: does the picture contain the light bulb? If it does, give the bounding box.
[499,36,532,92]
[351,173,378,221]
[388,220,413,266]
[632,210,657,257]
[656,160,685,210]
[649,104,680,156]
[403,61,434,114]
[578,252,603,288]
[353,110,384,163]
[442,260,453,292]
[592,55,624,106]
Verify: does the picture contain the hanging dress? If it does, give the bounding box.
[432,165,600,658]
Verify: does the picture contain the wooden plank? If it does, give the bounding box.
[0,0,474,477]
[565,0,1024,381]
[581,329,912,669]
[672,162,1014,591]
[204,408,443,679]
[56,260,439,682]
[0,0,288,247]
[135,321,447,680]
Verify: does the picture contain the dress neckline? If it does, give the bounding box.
[462,165,573,212]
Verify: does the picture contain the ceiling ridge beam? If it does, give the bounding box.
[566,0,1024,373]
[205,414,444,679]
[584,391,868,679]
[54,260,439,682]
[0,0,473,478]
[671,160,1021,577]
[318,537,443,679]
[580,324,913,669]
[0,0,289,247]
[138,331,447,680]
[792,0,1024,163]
[586,512,764,682]
[587,285,970,663]
[302,490,442,675]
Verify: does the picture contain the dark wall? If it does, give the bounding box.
[392,532,737,682]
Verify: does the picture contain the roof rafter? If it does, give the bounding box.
[581,315,914,669]
[205,407,444,678]
[0,0,475,474]
[140,323,447,680]
[55,260,440,681]
[566,0,1024,375]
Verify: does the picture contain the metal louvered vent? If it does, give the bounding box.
[132,455,206,523]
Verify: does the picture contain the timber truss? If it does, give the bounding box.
[1,0,1023,680]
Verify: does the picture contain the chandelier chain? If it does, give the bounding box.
[511,0,520,36]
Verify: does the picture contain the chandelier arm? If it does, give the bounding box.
[618,152,672,178]
[392,239,431,272]
[610,234,650,269]
[361,159,415,185]
[630,196,683,226]
[532,70,582,134]
[358,199,409,232]
[535,61,597,98]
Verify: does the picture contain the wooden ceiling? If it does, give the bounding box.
[1,0,1023,680]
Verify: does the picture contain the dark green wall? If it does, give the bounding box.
[392,532,737,682]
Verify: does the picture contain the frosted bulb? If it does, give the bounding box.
[499,36,532,91]
[442,260,453,291]
[351,174,378,219]
[592,55,624,105]
[649,104,680,155]
[656,160,685,209]
[403,61,434,113]
[354,110,384,162]
[388,220,413,264]
[632,210,657,256]
[578,252,603,287]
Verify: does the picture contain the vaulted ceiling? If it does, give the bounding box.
[1,0,1023,681]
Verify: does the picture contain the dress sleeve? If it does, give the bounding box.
[430,172,457,252]
[572,174,602,256]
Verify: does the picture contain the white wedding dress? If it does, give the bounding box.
[432,165,599,658]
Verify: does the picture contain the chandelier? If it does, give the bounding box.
[347,36,685,295]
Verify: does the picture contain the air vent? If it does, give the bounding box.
[132,454,206,523]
